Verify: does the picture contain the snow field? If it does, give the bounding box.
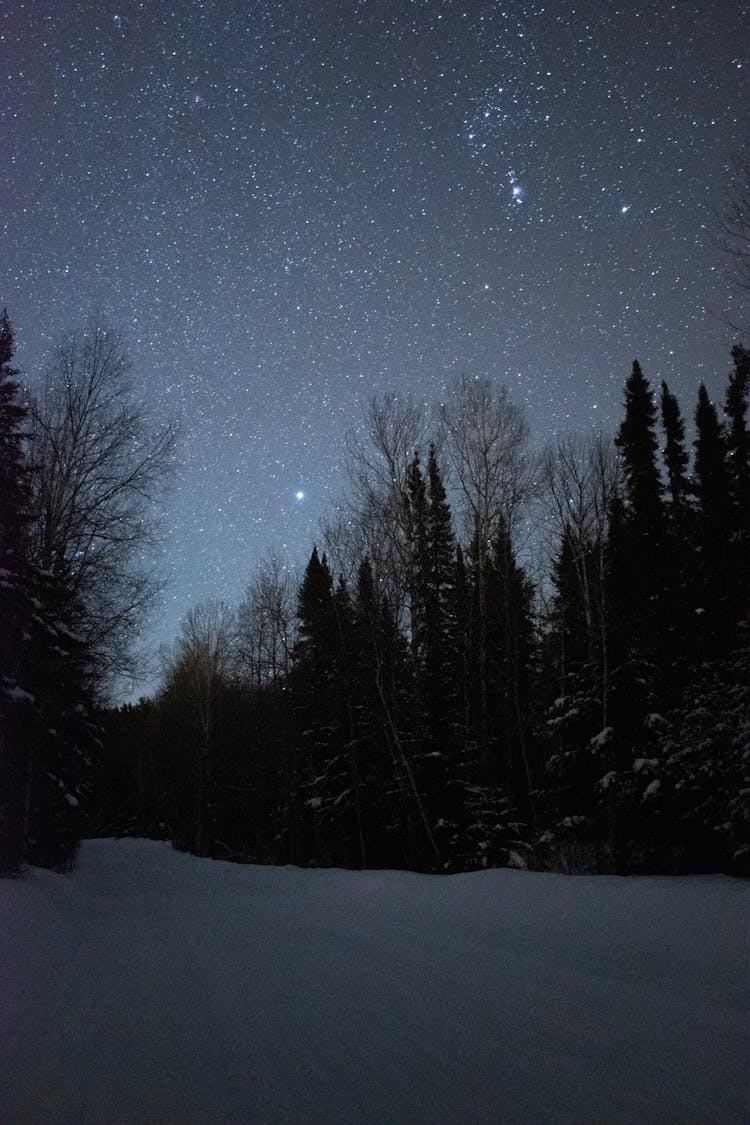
[1,838,748,1124]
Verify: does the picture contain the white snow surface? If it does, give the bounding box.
[1,838,747,1125]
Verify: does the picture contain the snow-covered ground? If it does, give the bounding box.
[1,839,747,1124]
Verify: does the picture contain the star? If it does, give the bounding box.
[1,0,742,688]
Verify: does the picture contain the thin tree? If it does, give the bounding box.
[162,600,237,856]
[237,553,297,687]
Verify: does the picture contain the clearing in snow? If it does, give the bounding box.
[1,838,747,1124]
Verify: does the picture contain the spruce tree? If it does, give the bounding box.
[694,384,731,527]
[611,361,665,688]
[290,547,340,863]
[537,528,603,869]
[352,556,414,868]
[724,346,750,618]
[659,381,690,515]
[615,360,662,529]
[424,444,458,758]
[693,384,733,650]
[406,448,459,863]
[725,345,750,525]
[0,310,33,874]
[658,380,697,693]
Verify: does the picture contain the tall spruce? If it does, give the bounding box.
[615,361,662,528]
[658,380,696,691]
[694,384,734,649]
[0,310,33,874]
[291,547,340,864]
[724,345,750,569]
[659,381,690,515]
[405,448,458,865]
[485,518,535,820]
[424,444,458,756]
[612,361,665,674]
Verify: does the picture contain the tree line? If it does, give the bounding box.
[95,351,749,876]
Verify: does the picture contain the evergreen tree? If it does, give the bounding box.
[615,360,662,529]
[724,346,750,619]
[694,384,731,529]
[659,381,690,515]
[423,444,458,759]
[290,547,344,864]
[725,345,750,529]
[24,574,98,871]
[0,311,27,556]
[0,310,33,874]
[452,543,472,761]
[351,556,415,868]
[0,312,96,875]
[485,518,536,818]
[659,643,750,875]
[405,448,458,866]
[693,384,733,651]
[537,529,603,871]
[658,380,698,691]
[611,362,667,695]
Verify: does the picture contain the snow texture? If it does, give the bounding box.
[0,838,747,1125]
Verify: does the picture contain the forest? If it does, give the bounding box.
[1,311,748,878]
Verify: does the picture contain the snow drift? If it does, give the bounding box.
[1,838,747,1124]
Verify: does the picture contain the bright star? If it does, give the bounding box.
[295,490,305,501]
[621,204,631,214]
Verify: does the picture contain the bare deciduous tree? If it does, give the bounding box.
[27,320,177,693]
[439,376,532,772]
[237,554,297,687]
[162,599,236,856]
[325,393,430,626]
[440,375,531,544]
[719,156,750,298]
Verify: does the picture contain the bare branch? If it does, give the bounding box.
[26,318,178,693]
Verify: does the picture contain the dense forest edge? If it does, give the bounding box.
[1,310,748,877]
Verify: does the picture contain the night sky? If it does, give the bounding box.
[2,0,747,682]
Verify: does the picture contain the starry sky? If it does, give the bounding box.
[1,0,747,683]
